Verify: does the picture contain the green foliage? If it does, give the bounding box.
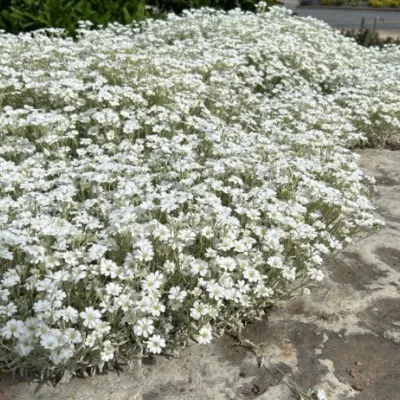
[342,19,400,47]
[368,0,400,6]
[0,0,149,35]
[0,0,275,35]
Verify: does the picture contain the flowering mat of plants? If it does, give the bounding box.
[2,150,400,400]
[0,5,399,382]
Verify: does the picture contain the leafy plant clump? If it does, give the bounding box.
[342,19,400,47]
[0,0,151,35]
[367,0,400,6]
[0,0,278,35]
[0,5,399,379]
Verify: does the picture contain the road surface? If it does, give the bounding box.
[280,1,400,33]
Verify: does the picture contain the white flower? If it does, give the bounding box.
[311,253,324,265]
[168,286,187,310]
[234,236,256,252]
[64,328,82,344]
[206,282,225,300]
[146,334,166,354]
[236,280,250,293]
[205,248,218,258]
[282,267,296,281]
[49,344,74,364]
[64,306,79,323]
[200,226,214,239]
[217,237,235,251]
[168,286,187,303]
[190,301,209,320]
[243,267,261,283]
[0,302,17,317]
[216,256,236,272]
[100,340,115,362]
[63,251,78,266]
[99,259,119,278]
[55,306,79,323]
[163,260,176,274]
[85,333,97,348]
[149,301,166,317]
[142,271,164,292]
[0,288,10,301]
[133,318,154,338]
[134,244,154,262]
[40,334,59,350]
[196,325,213,344]
[153,224,171,241]
[87,244,108,262]
[94,322,111,338]
[308,268,324,281]
[1,319,26,339]
[315,388,326,400]
[190,259,209,276]
[15,338,35,356]
[267,256,284,270]
[24,317,41,335]
[254,284,274,298]
[80,307,102,329]
[190,287,203,297]
[1,270,20,288]
[34,324,50,338]
[135,296,153,314]
[105,282,122,296]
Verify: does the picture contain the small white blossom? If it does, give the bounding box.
[133,318,154,338]
[1,319,26,339]
[1,270,20,288]
[190,301,209,320]
[100,340,115,362]
[146,334,166,354]
[308,268,324,281]
[142,271,164,292]
[99,259,119,278]
[315,388,326,400]
[282,267,296,281]
[196,325,213,344]
[243,267,261,283]
[80,307,102,329]
[40,334,60,351]
[64,328,82,344]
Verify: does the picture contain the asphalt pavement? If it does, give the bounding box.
[280,1,400,33]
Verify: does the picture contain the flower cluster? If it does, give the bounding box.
[0,6,393,376]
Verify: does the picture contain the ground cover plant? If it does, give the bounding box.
[0,4,399,379]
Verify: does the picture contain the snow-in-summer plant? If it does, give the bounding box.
[0,4,398,378]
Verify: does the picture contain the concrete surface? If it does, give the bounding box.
[280,2,400,33]
[1,148,400,400]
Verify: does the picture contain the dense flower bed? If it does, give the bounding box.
[0,5,398,378]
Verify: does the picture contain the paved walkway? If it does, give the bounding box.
[2,148,400,400]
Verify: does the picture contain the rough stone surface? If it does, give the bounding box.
[1,149,400,400]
